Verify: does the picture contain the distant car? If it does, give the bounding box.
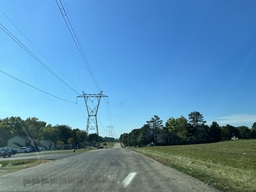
[38,147,44,151]
[10,148,17,155]
[30,146,41,152]
[3,147,17,155]
[0,147,12,158]
[17,147,32,153]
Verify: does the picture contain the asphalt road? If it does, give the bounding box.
[0,143,219,192]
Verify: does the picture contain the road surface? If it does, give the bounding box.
[0,143,218,192]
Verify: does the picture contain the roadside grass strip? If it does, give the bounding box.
[40,148,90,155]
[0,149,93,176]
[134,140,256,192]
[0,159,49,175]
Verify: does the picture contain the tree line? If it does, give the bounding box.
[120,112,256,146]
[0,116,105,149]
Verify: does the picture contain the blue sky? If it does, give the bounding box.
[0,0,256,138]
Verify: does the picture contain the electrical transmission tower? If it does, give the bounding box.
[107,125,114,138]
[77,91,108,137]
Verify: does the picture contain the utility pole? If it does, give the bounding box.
[77,91,108,139]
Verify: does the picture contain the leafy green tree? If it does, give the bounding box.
[129,129,141,146]
[24,117,46,138]
[146,115,163,143]
[157,127,174,145]
[165,116,188,144]
[237,126,251,139]
[147,115,163,129]
[72,129,88,147]
[188,111,206,143]
[40,125,59,143]
[198,124,211,143]
[120,133,129,146]
[56,140,65,150]
[165,117,176,132]
[137,124,153,146]
[0,116,92,149]
[221,124,239,140]
[165,117,180,145]
[0,125,10,146]
[185,123,196,144]
[188,111,206,126]
[6,116,26,136]
[54,125,72,144]
[67,137,75,148]
[176,116,189,144]
[0,119,10,146]
[88,133,102,144]
[0,117,28,146]
[250,122,256,139]
[209,121,222,142]
[252,122,256,129]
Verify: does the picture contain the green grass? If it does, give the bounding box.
[133,140,256,192]
[0,159,49,175]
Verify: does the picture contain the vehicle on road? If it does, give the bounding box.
[0,147,12,158]
[10,148,17,155]
[17,147,33,153]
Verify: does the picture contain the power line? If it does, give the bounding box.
[0,9,82,93]
[106,97,113,126]
[55,0,101,92]
[0,69,76,104]
[55,1,114,135]
[98,117,109,136]
[0,22,80,95]
[76,102,87,119]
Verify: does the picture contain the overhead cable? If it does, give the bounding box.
[107,99,113,127]
[98,117,110,136]
[55,0,101,92]
[0,69,76,104]
[55,1,114,133]
[0,22,80,95]
[0,9,82,93]
[55,1,111,104]
[76,102,87,119]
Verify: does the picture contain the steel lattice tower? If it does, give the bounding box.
[77,91,108,136]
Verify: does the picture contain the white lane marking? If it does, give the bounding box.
[122,172,137,188]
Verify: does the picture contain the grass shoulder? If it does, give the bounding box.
[0,159,50,176]
[0,148,93,175]
[133,139,256,192]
